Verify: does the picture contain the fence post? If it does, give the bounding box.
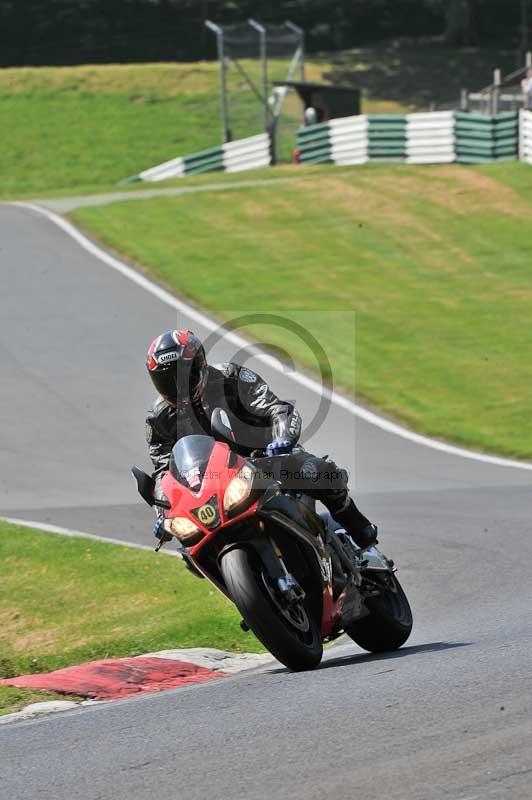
[248,19,269,134]
[491,68,501,115]
[286,21,305,81]
[460,88,468,112]
[205,20,230,144]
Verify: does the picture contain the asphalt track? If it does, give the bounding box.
[1,202,532,799]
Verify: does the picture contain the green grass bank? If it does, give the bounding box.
[71,161,532,459]
[0,521,263,714]
[0,45,514,200]
[0,60,335,199]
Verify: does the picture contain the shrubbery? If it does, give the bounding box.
[0,1,525,68]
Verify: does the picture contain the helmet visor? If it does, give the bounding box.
[151,358,206,405]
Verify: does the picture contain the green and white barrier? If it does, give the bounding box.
[297,112,454,166]
[297,111,522,166]
[297,115,368,165]
[368,115,407,162]
[406,111,455,164]
[222,134,272,173]
[127,110,527,185]
[455,112,518,163]
[519,109,532,164]
[133,133,271,183]
[138,155,187,181]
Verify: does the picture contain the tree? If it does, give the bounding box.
[444,0,476,45]
[519,0,529,59]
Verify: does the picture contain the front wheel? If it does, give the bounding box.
[345,573,413,653]
[220,546,323,671]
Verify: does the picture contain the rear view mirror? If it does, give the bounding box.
[211,407,236,446]
[131,465,170,509]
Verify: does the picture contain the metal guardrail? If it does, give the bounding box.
[462,53,532,115]
[464,91,528,114]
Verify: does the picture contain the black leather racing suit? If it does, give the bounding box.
[145,362,372,535]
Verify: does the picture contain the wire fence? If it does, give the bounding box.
[206,20,304,162]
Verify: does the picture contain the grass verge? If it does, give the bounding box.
[0,687,84,718]
[0,521,263,714]
[0,60,336,199]
[71,161,532,459]
[1,44,513,199]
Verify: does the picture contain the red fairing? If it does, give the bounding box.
[161,442,259,558]
[161,439,338,637]
[321,585,337,637]
[321,584,350,638]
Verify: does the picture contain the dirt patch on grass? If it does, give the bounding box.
[373,166,529,218]
[239,198,273,220]
[0,63,219,96]
[0,60,331,98]
[0,610,43,641]
[314,175,413,227]
[1,622,62,655]
[314,174,477,270]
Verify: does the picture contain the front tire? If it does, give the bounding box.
[345,573,413,652]
[220,546,323,671]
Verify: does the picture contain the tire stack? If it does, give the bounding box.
[455,111,519,163]
[367,115,407,162]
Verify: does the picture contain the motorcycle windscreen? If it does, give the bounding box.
[170,434,216,491]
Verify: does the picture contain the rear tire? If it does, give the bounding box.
[220,546,323,671]
[345,573,412,652]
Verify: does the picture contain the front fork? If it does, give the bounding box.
[261,537,306,606]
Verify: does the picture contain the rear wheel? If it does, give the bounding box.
[220,546,323,671]
[345,573,412,652]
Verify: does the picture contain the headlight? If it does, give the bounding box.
[163,517,203,545]
[223,465,255,513]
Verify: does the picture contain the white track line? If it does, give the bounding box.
[11,200,532,473]
[1,516,179,556]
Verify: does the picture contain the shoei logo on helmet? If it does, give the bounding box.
[157,351,179,365]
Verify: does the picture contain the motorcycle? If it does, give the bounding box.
[132,408,413,671]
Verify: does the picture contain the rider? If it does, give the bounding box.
[145,329,378,550]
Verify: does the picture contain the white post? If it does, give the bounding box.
[248,19,269,134]
[492,68,501,115]
[286,21,305,81]
[205,21,230,144]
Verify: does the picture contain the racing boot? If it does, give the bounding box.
[330,495,378,550]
